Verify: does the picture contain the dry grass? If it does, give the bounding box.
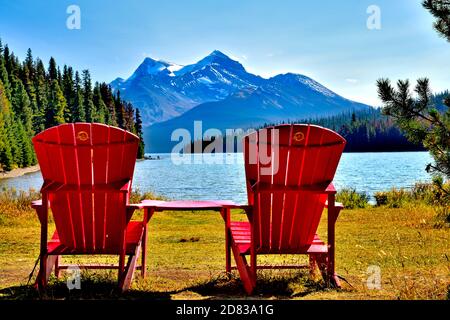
[0,189,448,300]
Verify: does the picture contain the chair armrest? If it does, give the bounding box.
[125,203,145,223]
[325,201,344,210]
[325,183,337,194]
[31,199,48,225]
[120,180,132,193]
[40,179,132,193]
[221,204,253,222]
[127,203,145,210]
[31,200,42,209]
[251,182,338,195]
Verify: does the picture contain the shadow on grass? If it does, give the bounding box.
[0,270,343,300]
[0,273,172,300]
[180,270,342,299]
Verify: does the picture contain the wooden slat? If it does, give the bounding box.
[287,125,310,249]
[68,191,85,249]
[55,124,77,249]
[33,142,50,181]
[243,132,258,205]
[74,123,93,251]
[92,124,110,185]
[92,124,110,252]
[257,127,272,251]
[108,127,126,183]
[244,132,260,247]
[122,134,139,181]
[270,126,290,251]
[104,193,122,251]
[295,126,324,247]
[94,192,107,251]
[44,127,65,184]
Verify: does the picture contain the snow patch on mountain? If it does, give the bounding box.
[297,76,336,97]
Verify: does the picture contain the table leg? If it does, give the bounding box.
[225,208,231,274]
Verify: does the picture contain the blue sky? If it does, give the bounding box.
[0,0,449,106]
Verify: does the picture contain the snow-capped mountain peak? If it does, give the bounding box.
[177,50,247,76]
[128,57,183,80]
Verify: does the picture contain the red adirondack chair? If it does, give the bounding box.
[31,123,146,292]
[224,124,346,294]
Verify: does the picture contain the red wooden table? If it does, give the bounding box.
[137,199,249,273]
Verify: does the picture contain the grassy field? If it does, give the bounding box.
[0,190,448,300]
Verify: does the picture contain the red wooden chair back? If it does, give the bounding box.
[243,124,346,253]
[33,123,139,253]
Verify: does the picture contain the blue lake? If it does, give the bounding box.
[0,152,433,204]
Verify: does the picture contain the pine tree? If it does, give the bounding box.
[423,0,450,41]
[125,102,135,132]
[82,69,95,122]
[73,71,86,122]
[3,45,11,75]
[45,79,66,127]
[62,65,75,122]
[99,83,117,126]
[377,1,450,181]
[34,59,47,132]
[16,121,34,167]
[8,119,22,167]
[0,54,11,100]
[135,108,145,158]
[114,90,125,128]
[0,80,13,170]
[48,57,58,82]
[93,82,106,123]
[57,67,62,86]
[10,77,33,134]
[8,53,21,81]
[24,48,35,82]
[22,63,38,115]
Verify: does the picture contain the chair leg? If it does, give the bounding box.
[231,244,255,294]
[250,250,257,287]
[309,254,317,278]
[35,254,48,292]
[327,250,341,288]
[45,255,58,281]
[315,253,329,284]
[225,228,231,274]
[119,244,141,292]
[314,253,341,288]
[55,255,61,278]
[327,193,341,288]
[118,252,125,281]
[141,225,148,278]
[36,254,58,291]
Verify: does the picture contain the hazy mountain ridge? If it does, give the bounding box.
[145,72,372,152]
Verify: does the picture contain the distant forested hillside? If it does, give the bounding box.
[292,109,424,152]
[0,39,144,171]
[184,107,441,153]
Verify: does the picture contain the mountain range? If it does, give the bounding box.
[110,50,372,152]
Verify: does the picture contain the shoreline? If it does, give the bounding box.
[0,165,40,180]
